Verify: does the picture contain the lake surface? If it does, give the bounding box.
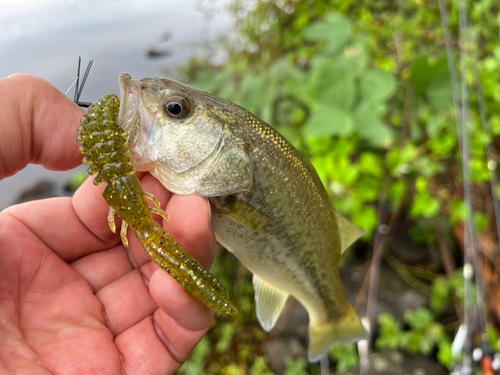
[0,0,235,210]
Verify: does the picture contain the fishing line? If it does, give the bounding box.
[320,353,329,375]
[64,77,78,97]
[458,1,492,373]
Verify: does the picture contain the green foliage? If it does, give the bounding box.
[283,358,308,375]
[432,270,469,314]
[178,337,211,375]
[66,171,87,192]
[185,0,500,245]
[377,308,452,368]
[329,342,359,372]
[377,272,467,369]
[250,357,274,375]
[178,0,500,372]
[404,308,447,355]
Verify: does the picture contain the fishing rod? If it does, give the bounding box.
[437,0,498,373]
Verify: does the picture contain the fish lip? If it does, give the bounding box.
[118,72,141,145]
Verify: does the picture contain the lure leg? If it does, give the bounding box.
[143,190,161,208]
[120,221,129,247]
[151,207,169,222]
[108,207,116,233]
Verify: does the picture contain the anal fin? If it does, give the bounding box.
[252,274,289,331]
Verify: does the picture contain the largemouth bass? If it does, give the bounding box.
[117,73,366,361]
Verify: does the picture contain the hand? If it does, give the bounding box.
[0,74,216,374]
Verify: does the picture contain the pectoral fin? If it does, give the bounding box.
[334,211,366,254]
[252,275,289,331]
[219,199,274,233]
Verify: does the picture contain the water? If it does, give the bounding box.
[0,0,234,210]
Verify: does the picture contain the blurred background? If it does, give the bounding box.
[2,0,500,374]
[0,0,234,210]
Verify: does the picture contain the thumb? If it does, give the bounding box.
[0,74,84,180]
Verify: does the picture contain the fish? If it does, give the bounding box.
[117,72,366,361]
[76,93,237,315]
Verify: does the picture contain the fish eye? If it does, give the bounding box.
[163,95,190,119]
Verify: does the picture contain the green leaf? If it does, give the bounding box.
[376,313,406,350]
[305,105,355,137]
[357,152,384,178]
[437,341,453,369]
[216,323,236,353]
[284,357,308,375]
[330,342,359,372]
[354,108,394,148]
[411,192,441,219]
[404,308,433,330]
[415,176,429,193]
[449,199,466,224]
[303,13,352,55]
[475,211,489,232]
[309,56,358,107]
[426,116,454,138]
[360,69,397,103]
[431,276,450,311]
[388,180,407,205]
[250,357,274,375]
[427,70,453,110]
[409,54,449,93]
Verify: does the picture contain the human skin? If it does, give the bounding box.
[0,74,216,374]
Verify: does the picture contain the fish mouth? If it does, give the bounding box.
[118,72,141,145]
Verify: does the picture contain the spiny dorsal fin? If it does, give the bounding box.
[334,211,366,254]
[252,274,289,331]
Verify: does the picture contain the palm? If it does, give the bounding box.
[0,174,216,374]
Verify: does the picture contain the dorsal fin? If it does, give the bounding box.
[334,211,366,254]
[252,274,289,331]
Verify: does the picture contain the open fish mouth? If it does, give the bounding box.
[118,72,141,145]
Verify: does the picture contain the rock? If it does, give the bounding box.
[262,335,306,374]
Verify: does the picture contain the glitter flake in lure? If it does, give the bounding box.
[76,93,237,315]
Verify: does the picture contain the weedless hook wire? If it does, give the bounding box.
[65,56,93,108]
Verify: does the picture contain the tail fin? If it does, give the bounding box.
[308,304,365,362]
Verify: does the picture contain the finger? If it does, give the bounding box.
[0,211,121,374]
[2,193,119,264]
[96,270,157,337]
[164,194,216,269]
[147,267,214,331]
[153,308,210,363]
[0,74,83,180]
[72,175,123,250]
[70,246,133,293]
[115,317,181,375]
